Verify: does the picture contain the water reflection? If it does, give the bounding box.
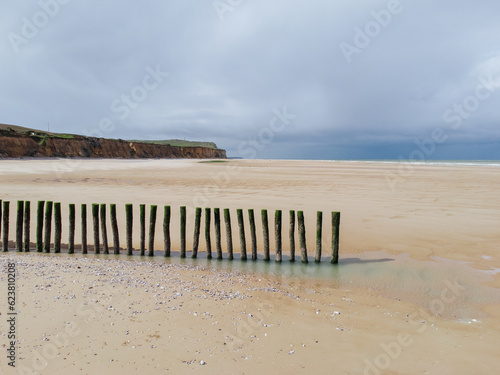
[340,257,395,264]
[26,250,500,320]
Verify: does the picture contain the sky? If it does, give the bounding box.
[1,0,499,160]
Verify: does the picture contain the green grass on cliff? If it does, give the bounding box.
[128,139,218,149]
[0,123,47,135]
[50,133,75,139]
[0,123,74,139]
[0,123,218,149]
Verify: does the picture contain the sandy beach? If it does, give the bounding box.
[1,159,499,374]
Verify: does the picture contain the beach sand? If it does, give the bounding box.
[0,159,499,374]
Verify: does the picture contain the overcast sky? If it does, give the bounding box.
[1,0,499,159]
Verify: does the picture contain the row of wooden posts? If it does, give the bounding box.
[0,199,340,264]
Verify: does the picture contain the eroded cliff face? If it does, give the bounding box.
[0,133,226,159]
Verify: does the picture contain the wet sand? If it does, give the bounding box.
[0,159,499,374]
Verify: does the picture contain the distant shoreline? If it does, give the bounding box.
[1,157,499,167]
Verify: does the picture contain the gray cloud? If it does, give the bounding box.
[1,0,499,159]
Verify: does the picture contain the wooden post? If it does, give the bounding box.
[331,212,340,264]
[126,204,133,256]
[92,203,99,254]
[100,204,109,254]
[275,210,282,262]
[148,205,157,257]
[36,201,44,252]
[315,211,322,263]
[298,211,308,263]
[81,204,87,254]
[54,202,62,253]
[237,209,247,260]
[68,204,75,254]
[205,208,212,259]
[224,208,233,260]
[2,201,9,252]
[140,204,146,256]
[16,201,24,252]
[214,208,222,260]
[192,207,202,258]
[261,209,270,261]
[180,206,186,258]
[110,204,120,254]
[289,210,295,262]
[24,201,30,252]
[248,209,257,261]
[43,201,53,253]
[163,205,171,257]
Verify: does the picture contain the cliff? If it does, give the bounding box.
[0,128,226,159]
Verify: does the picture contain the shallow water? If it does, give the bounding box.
[13,249,500,322]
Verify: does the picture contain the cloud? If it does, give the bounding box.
[1,0,499,159]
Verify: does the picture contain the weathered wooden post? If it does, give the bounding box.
[224,208,233,260]
[148,205,157,257]
[289,210,295,262]
[298,211,308,263]
[126,204,133,255]
[315,211,323,263]
[2,201,9,252]
[100,204,109,254]
[214,208,222,260]
[249,209,257,261]
[192,207,202,259]
[16,201,24,252]
[331,212,340,264]
[43,201,53,253]
[261,209,270,261]
[92,203,99,254]
[163,205,171,257]
[140,204,146,256]
[81,204,87,254]
[205,208,212,259]
[54,202,63,253]
[275,210,282,263]
[237,209,247,260]
[68,204,75,254]
[110,204,120,254]
[236,209,248,260]
[24,201,30,252]
[36,201,44,252]
[54,202,62,253]
[180,206,186,258]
